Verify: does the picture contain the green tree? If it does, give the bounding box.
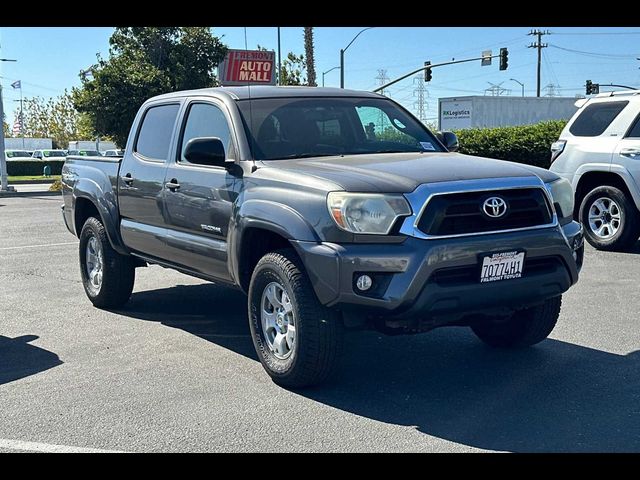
[72,27,228,147]
[303,27,317,87]
[3,119,9,137]
[280,52,307,86]
[18,91,92,148]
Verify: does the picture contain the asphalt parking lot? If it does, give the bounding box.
[1,194,639,453]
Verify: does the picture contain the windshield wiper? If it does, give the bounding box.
[273,153,339,160]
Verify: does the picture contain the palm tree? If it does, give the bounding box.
[303,27,317,87]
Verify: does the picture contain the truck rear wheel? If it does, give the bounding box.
[579,185,640,251]
[471,296,562,348]
[79,216,135,309]
[248,249,343,388]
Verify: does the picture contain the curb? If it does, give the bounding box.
[0,190,61,198]
[9,179,57,185]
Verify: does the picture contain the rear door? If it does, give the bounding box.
[563,100,630,178]
[118,102,181,259]
[161,99,241,281]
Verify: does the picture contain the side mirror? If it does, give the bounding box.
[184,137,227,167]
[437,131,459,152]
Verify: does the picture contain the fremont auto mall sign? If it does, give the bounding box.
[219,49,276,86]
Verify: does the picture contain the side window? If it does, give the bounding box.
[355,105,421,146]
[180,103,233,164]
[135,104,180,160]
[626,114,640,138]
[569,101,629,137]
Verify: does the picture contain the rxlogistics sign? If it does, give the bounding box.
[219,49,276,86]
[439,100,473,130]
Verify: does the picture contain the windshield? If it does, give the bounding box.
[237,97,444,160]
[6,150,30,158]
[43,150,66,157]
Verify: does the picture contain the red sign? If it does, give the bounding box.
[219,49,276,86]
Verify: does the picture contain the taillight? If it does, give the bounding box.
[550,140,567,164]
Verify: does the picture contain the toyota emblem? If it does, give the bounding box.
[483,196,508,218]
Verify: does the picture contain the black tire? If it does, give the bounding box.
[579,185,640,251]
[79,216,135,309]
[248,249,343,388]
[471,296,562,348]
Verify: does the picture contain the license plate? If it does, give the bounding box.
[480,251,525,283]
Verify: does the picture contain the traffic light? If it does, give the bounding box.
[424,61,432,82]
[499,48,509,71]
[586,80,600,95]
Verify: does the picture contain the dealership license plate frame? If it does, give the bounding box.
[479,250,526,283]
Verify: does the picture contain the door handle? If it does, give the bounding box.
[122,173,134,185]
[621,148,640,157]
[165,179,181,191]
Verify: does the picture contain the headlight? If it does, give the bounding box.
[327,192,411,234]
[546,178,574,219]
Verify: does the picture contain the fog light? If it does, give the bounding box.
[356,274,373,291]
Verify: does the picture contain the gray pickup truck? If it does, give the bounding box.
[61,86,584,387]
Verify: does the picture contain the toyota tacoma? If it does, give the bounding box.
[61,86,584,387]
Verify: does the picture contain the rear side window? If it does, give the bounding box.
[569,101,628,137]
[627,115,640,138]
[135,104,180,160]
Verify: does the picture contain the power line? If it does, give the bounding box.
[548,44,640,59]
[551,31,640,36]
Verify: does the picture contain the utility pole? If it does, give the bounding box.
[413,74,428,123]
[485,82,510,96]
[277,27,282,86]
[375,69,389,129]
[543,83,560,97]
[528,29,549,97]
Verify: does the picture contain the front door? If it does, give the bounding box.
[118,102,181,259]
[162,100,241,281]
[612,114,640,199]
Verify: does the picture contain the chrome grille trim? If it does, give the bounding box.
[399,176,558,240]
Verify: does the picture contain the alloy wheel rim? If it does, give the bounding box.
[588,197,622,239]
[260,281,296,360]
[85,235,104,291]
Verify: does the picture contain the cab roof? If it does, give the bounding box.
[148,86,385,102]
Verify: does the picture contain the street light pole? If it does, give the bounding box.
[0,58,18,193]
[510,78,525,97]
[339,27,375,88]
[322,66,340,87]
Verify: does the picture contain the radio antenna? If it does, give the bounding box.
[244,27,258,173]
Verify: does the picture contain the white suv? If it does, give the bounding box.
[550,90,640,250]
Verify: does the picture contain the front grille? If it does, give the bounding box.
[417,188,553,237]
[430,256,563,287]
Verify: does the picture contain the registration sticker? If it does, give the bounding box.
[480,251,525,283]
[420,141,436,151]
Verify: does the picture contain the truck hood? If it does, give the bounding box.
[262,152,559,193]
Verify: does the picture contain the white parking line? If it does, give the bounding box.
[0,438,125,453]
[0,242,77,251]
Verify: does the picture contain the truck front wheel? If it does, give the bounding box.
[79,216,135,309]
[471,296,562,348]
[248,249,343,388]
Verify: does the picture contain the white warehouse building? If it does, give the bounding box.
[438,96,581,130]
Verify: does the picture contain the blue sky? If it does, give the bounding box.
[1,26,640,126]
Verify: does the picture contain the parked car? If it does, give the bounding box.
[67,149,102,157]
[4,149,33,161]
[61,86,584,387]
[550,90,640,250]
[103,149,125,157]
[32,149,67,160]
